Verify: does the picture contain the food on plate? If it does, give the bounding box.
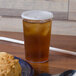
[0,52,21,76]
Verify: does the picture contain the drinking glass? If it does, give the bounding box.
[21,10,53,63]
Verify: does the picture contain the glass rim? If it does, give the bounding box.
[21,10,53,23]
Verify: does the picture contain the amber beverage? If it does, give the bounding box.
[21,10,53,63]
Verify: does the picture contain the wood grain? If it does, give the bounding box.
[0,31,76,75]
[0,0,68,12]
[0,8,67,20]
[68,0,76,20]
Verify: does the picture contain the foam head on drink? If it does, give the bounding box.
[21,10,53,63]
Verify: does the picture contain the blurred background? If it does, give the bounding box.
[0,0,76,36]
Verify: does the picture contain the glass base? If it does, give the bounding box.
[25,59,48,63]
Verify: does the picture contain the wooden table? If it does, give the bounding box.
[0,31,76,75]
